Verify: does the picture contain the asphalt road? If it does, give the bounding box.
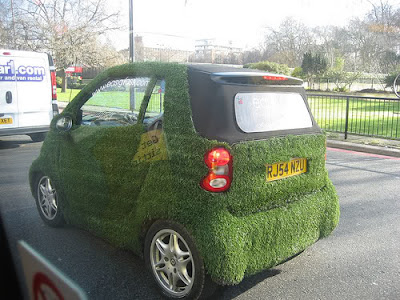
[1,135,399,299]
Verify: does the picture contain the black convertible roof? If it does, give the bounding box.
[187,64,303,85]
[186,64,319,144]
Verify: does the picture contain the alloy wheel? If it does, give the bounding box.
[37,176,58,220]
[150,229,195,298]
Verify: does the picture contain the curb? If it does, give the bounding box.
[327,140,400,158]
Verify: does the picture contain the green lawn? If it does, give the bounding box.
[85,91,163,112]
[57,88,81,102]
[57,88,163,113]
[308,95,400,139]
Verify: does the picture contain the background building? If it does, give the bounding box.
[192,39,243,64]
[120,34,193,63]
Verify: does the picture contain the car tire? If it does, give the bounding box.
[35,175,64,227]
[144,220,207,299]
[29,133,46,142]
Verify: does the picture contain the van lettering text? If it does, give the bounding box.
[0,60,45,82]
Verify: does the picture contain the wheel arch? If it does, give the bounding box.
[29,166,66,213]
[142,218,210,299]
[139,218,159,255]
[29,169,44,200]
[139,218,200,257]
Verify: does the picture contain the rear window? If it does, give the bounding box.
[234,92,313,133]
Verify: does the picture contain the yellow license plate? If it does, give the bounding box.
[266,158,307,182]
[0,117,13,125]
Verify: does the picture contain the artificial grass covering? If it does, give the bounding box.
[30,62,339,285]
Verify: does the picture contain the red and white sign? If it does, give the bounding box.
[18,241,87,300]
[65,66,83,74]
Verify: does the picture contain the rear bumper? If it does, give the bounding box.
[198,182,340,285]
[0,126,49,137]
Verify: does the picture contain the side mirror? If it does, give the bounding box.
[56,116,73,132]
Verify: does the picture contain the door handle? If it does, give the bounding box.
[6,91,12,104]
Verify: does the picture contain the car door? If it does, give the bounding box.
[58,76,164,234]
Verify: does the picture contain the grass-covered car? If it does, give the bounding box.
[29,62,339,299]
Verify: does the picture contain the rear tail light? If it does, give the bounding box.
[50,70,59,115]
[201,148,232,192]
[50,70,57,100]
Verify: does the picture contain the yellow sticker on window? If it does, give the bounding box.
[133,129,168,163]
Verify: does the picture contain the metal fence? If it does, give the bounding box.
[307,94,400,140]
[305,77,387,92]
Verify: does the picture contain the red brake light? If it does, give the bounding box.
[263,75,288,81]
[2,52,11,55]
[201,148,232,192]
[50,71,57,100]
[206,148,231,167]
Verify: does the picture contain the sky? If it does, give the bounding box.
[107,0,394,51]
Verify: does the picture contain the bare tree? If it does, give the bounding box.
[4,0,121,91]
[365,0,400,73]
[263,18,315,67]
[0,0,23,48]
[259,2,400,75]
[243,48,263,65]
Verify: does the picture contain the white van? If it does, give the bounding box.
[0,49,58,142]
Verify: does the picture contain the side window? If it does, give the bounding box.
[133,79,167,163]
[80,77,151,127]
[143,79,165,130]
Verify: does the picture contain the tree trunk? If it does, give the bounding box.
[61,69,67,93]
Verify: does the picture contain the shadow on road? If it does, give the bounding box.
[212,268,282,299]
[0,137,38,150]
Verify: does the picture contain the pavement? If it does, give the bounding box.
[327,133,400,158]
[57,101,400,158]
[58,101,68,111]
